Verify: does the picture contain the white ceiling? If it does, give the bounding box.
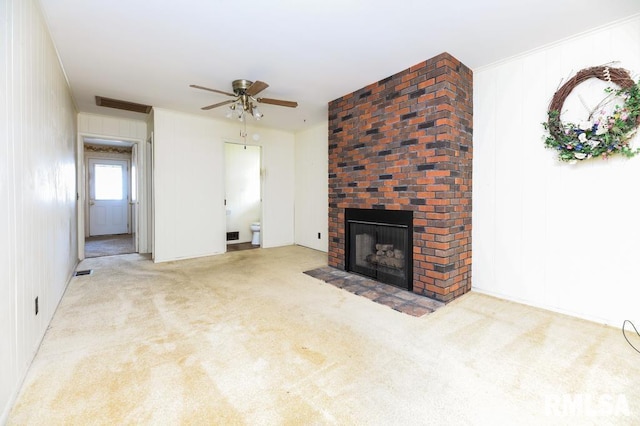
[39,0,640,133]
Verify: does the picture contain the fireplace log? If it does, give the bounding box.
[366,253,404,270]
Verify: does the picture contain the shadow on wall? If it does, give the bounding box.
[225,143,261,244]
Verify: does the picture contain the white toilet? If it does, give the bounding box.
[250,222,260,246]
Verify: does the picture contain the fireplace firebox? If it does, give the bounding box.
[345,208,413,290]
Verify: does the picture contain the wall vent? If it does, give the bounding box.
[226,232,239,241]
[95,96,152,114]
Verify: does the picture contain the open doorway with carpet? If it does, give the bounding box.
[82,139,139,258]
[84,234,135,258]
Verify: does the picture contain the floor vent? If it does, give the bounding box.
[226,231,239,241]
[75,270,93,276]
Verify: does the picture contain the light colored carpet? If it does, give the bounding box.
[8,246,639,425]
[85,234,135,258]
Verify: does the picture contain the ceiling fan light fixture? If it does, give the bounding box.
[252,105,263,120]
[191,79,297,120]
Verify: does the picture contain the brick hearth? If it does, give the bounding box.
[328,52,472,303]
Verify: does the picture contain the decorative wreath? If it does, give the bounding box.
[543,66,640,162]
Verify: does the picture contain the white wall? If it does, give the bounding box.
[152,108,295,262]
[78,113,147,141]
[260,125,295,248]
[473,14,640,325]
[294,122,329,252]
[0,0,78,421]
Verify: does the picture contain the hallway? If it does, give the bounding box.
[85,234,135,258]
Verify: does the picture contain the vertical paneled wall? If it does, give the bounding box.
[473,15,640,325]
[78,113,147,140]
[0,0,78,421]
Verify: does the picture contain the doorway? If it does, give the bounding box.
[224,143,262,252]
[83,140,137,258]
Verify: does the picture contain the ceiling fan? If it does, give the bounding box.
[190,79,298,120]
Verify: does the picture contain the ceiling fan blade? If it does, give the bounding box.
[257,97,298,108]
[245,80,269,96]
[201,99,235,110]
[190,84,235,97]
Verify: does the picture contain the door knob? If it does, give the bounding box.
[89,200,95,206]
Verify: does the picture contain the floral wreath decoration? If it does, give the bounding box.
[543,66,640,162]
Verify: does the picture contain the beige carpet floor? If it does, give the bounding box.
[85,234,135,258]
[8,246,640,425]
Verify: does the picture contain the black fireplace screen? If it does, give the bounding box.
[345,209,412,290]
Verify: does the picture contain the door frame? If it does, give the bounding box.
[77,134,150,260]
[223,141,264,250]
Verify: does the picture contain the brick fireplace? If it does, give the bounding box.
[328,52,472,303]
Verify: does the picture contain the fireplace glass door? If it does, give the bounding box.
[346,209,412,290]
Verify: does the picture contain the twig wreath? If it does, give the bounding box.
[543,66,640,162]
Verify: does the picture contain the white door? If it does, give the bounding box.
[88,158,129,236]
